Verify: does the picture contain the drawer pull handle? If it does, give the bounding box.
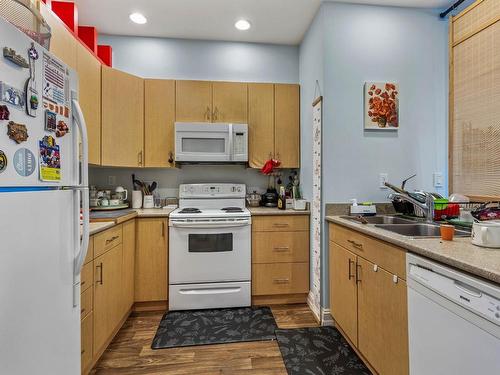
[273,278,290,284]
[273,223,289,228]
[81,308,86,314]
[273,246,290,252]
[348,258,355,280]
[105,235,119,245]
[81,349,85,355]
[347,239,363,249]
[81,281,85,287]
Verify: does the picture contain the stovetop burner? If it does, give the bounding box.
[178,208,202,214]
[221,207,244,213]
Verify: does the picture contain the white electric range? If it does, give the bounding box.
[168,183,251,311]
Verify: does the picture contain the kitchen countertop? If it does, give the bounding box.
[89,207,177,223]
[326,215,500,284]
[88,221,115,236]
[249,207,310,215]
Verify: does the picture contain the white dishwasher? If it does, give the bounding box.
[407,253,500,375]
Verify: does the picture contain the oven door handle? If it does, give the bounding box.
[171,221,250,229]
[179,287,242,295]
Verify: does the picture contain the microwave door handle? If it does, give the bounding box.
[228,123,233,161]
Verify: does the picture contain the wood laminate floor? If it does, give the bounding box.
[90,304,319,375]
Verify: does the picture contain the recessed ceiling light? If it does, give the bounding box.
[129,12,147,25]
[234,19,251,31]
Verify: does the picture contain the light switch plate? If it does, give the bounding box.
[379,173,388,189]
[433,172,443,188]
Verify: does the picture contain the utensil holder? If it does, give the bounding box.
[143,195,154,209]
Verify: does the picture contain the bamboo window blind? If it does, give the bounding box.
[450,0,500,199]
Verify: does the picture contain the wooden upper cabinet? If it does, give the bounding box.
[329,241,358,346]
[135,218,168,302]
[40,4,77,69]
[76,43,101,165]
[275,84,300,168]
[101,67,144,167]
[357,257,409,375]
[248,83,274,168]
[212,82,247,123]
[176,80,212,122]
[145,79,176,167]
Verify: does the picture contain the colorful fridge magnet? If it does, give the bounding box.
[0,105,9,120]
[0,150,7,173]
[56,120,69,137]
[25,43,39,118]
[39,135,61,182]
[3,47,29,68]
[0,81,26,108]
[44,109,57,131]
[13,148,36,177]
[7,121,28,144]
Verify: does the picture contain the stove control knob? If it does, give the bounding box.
[237,186,242,192]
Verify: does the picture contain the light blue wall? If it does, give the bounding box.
[300,2,450,309]
[99,34,299,83]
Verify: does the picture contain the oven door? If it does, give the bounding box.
[169,218,251,284]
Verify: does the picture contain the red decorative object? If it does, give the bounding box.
[97,45,113,67]
[78,26,98,53]
[51,1,78,33]
[41,0,52,7]
[261,159,281,175]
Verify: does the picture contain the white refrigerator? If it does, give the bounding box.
[0,17,89,375]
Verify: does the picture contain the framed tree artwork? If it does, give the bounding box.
[364,82,399,130]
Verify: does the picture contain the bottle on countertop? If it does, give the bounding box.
[278,185,286,210]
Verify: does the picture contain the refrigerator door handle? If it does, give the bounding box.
[71,95,90,307]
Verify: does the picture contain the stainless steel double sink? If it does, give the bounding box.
[340,215,471,238]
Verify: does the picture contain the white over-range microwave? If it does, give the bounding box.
[175,122,248,163]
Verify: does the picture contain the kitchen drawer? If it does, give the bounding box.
[84,237,94,265]
[329,223,406,279]
[94,224,122,257]
[80,286,93,320]
[252,262,309,295]
[252,231,309,263]
[81,261,93,293]
[252,215,309,232]
[81,312,93,374]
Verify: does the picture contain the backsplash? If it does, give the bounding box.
[89,165,296,198]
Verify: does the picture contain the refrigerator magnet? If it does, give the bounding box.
[7,121,28,144]
[13,148,35,177]
[44,110,57,131]
[0,150,7,173]
[0,105,9,120]
[25,43,39,118]
[39,135,61,182]
[56,120,69,137]
[3,47,29,68]
[0,81,26,109]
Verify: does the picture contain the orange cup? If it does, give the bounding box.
[440,224,455,241]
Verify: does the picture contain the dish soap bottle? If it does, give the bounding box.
[278,185,286,210]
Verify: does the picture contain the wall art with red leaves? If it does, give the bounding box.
[364,82,399,130]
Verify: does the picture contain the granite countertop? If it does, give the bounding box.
[87,222,115,236]
[326,215,500,284]
[248,207,310,215]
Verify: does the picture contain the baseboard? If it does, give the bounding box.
[306,292,321,324]
[252,293,308,305]
[321,308,334,326]
[133,300,168,312]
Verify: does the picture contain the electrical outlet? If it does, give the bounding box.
[108,175,116,186]
[379,173,388,189]
[433,172,443,188]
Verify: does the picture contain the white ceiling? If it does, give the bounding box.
[63,0,452,45]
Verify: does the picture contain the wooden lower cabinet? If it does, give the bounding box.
[81,312,93,374]
[93,243,123,357]
[135,218,168,302]
[121,220,135,315]
[357,257,409,375]
[329,241,358,345]
[329,224,409,375]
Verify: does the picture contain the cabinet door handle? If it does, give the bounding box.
[206,106,211,121]
[273,278,290,284]
[81,308,86,315]
[138,151,143,166]
[81,281,85,287]
[356,263,361,283]
[96,262,103,285]
[168,151,174,164]
[348,258,355,280]
[81,349,85,355]
[162,221,165,237]
[213,106,219,121]
[273,246,290,252]
[347,239,363,249]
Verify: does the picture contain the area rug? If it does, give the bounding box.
[151,306,277,349]
[276,326,372,375]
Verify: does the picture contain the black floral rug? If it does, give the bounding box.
[276,327,372,375]
[151,306,277,349]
